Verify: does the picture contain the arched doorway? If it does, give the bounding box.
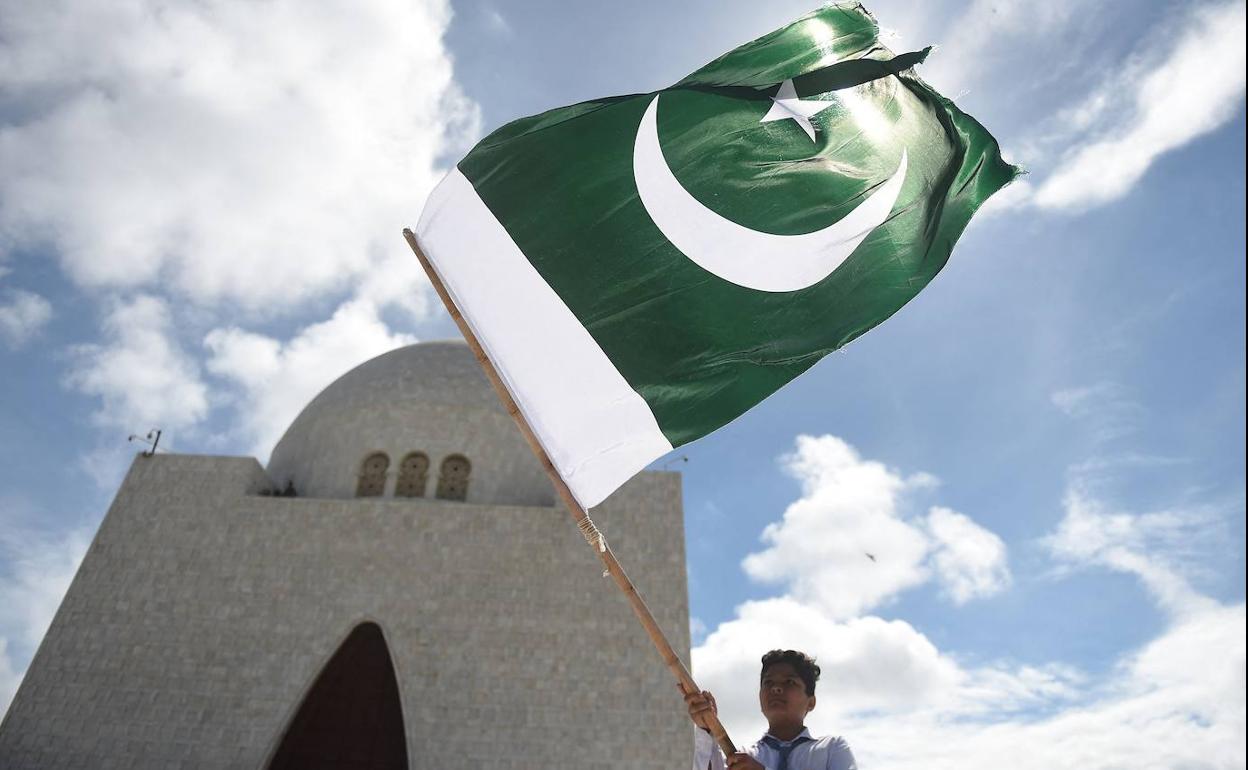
[267,622,408,770]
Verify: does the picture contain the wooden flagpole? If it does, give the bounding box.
[403,228,738,757]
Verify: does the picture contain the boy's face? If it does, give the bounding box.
[758,662,816,727]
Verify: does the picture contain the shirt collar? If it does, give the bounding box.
[762,727,813,746]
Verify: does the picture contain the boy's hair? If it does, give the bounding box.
[760,649,821,696]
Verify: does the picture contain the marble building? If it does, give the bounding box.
[0,340,692,769]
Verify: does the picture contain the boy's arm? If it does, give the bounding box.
[686,690,727,770]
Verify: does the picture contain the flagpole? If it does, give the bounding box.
[403,228,738,757]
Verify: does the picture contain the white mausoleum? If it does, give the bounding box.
[0,340,692,769]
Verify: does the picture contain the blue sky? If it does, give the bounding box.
[0,0,1244,766]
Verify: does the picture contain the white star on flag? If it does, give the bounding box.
[759,79,836,142]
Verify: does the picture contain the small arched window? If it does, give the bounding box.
[356,452,389,497]
[394,452,430,498]
[435,454,470,501]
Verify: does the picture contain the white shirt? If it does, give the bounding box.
[693,727,858,770]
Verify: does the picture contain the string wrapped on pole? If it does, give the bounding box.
[577,515,607,553]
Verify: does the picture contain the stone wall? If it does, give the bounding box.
[0,452,692,769]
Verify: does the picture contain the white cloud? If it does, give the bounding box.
[697,435,1018,737]
[1046,486,1222,618]
[829,595,1246,770]
[1031,0,1246,210]
[691,597,1087,742]
[0,0,479,314]
[0,639,21,720]
[0,499,91,718]
[690,616,708,645]
[354,249,435,322]
[483,7,513,37]
[973,177,1033,217]
[74,444,144,494]
[1124,603,1244,726]
[694,599,1243,770]
[838,600,1244,768]
[919,0,1081,97]
[924,506,1011,604]
[693,598,963,732]
[64,295,209,432]
[919,0,1245,214]
[0,533,89,653]
[1051,383,1117,417]
[0,288,52,348]
[1050,381,1144,443]
[1,0,475,473]
[204,298,416,459]
[690,437,1243,769]
[741,435,1007,619]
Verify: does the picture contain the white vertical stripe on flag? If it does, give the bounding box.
[415,169,673,509]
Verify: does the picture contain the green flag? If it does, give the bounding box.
[414,3,1020,508]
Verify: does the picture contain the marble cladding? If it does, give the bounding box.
[0,452,693,769]
[266,341,557,507]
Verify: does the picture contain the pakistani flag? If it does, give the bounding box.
[414,4,1020,509]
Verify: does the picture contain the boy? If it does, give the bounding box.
[687,649,857,770]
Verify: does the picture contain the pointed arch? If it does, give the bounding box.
[356,452,389,497]
[435,454,471,501]
[267,622,408,770]
[394,452,430,498]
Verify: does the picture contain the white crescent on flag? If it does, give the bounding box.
[633,94,908,293]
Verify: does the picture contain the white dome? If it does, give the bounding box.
[266,340,555,506]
